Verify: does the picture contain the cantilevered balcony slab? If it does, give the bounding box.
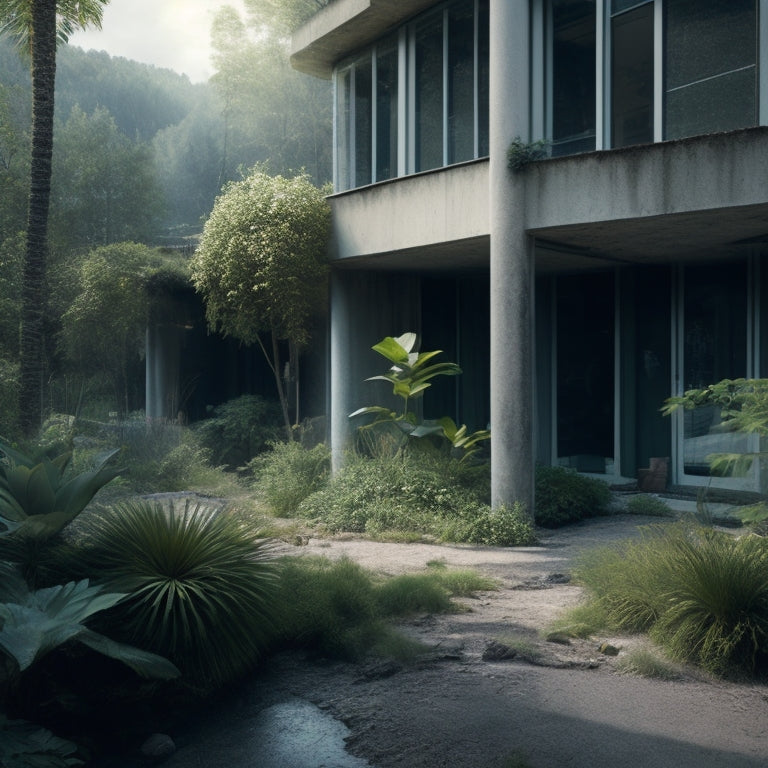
[328,159,490,271]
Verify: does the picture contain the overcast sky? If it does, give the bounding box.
[69,0,249,83]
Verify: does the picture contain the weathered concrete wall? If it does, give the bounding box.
[328,160,490,262]
[525,128,768,229]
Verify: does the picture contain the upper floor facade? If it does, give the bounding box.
[293,0,768,193]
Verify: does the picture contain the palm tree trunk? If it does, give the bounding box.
[19,0,57,436]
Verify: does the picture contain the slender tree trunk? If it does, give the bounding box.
[271,330,293,441]
[19,0,57,436]
[254,330,294,441]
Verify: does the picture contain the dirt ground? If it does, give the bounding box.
[156,514,768,768]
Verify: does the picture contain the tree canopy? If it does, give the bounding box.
[191,170,330,435]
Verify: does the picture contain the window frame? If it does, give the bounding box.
[332,0,489,192]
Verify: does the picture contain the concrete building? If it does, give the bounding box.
[291,0,768,511]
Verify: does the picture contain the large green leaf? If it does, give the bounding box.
[77,629,180,680]
[0,579,179,679]
[0,487,26,522]
[371,335,410,364]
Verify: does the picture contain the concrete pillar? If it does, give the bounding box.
[489,0,535,514]
[329,270,354,471]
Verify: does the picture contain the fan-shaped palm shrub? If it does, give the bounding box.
[80,500,278,691]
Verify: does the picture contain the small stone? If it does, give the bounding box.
[545,632,572,645]
[140,733,176,762]
[598,642,620,656]
[482,641,517,661]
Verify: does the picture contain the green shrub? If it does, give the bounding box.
[195,395,283,468]
[625,494,673,517]
[573,524,768,676]
[298,451,532,545]
[534,465,612,528]
[79,500,278,691]
[249,441,330,516]
[441,503,538,546]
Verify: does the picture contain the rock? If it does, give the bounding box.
[482,641,517,661]
[140,733,176,762]
[597,642,620,656]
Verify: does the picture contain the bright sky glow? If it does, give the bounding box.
[68,0,249,83]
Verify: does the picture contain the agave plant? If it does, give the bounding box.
[0,440,123,540]
[80,500,278,690]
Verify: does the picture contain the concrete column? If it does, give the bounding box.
[489,0,535,514]
[329,270,354,471]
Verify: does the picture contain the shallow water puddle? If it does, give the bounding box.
[248,698,371,767]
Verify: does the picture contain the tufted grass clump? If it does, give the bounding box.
[616,648,682,680]
[534,466,612,528]
[248,440,331,516]
[625,494,673,517]
[571,524,768,677]
[274,556,497,661]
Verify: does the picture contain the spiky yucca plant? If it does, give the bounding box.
[81,500,278,691]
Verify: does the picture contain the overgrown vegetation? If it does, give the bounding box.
[625,494,673,517]
[296,450,535,546]
[78,500,278,692]
[566,524,768,677]
[350,332,490,462]
[248,440,331,516]
[534,465,613,528]
[194,394,283,469]
[273,556,496,661]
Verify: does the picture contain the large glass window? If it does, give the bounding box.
[415,14,445,172]
[681,262,749,476]
[611,1,654,147]
[354,58,372,187]
[448,2,475,163]
[557,272,615,473]
[376,39,399,182]
[333,0,489,192]
[664,0,757,140]
[549,0,597,157]
[544,0,759,155]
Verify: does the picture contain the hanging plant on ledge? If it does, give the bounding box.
[507,137,550,171]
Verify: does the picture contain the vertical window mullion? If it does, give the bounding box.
[597,0,607,149]
[371,49,378,183]
[407,26,416,174]
[349,63,356,187]
[531,0,545,142]
[398,27,408,177]
[443,8,449,167]
[332,70,339,191]
[473,0,479,158]
[760,0,768,124]
[653,0,663,141]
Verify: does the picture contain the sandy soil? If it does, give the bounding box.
[158,514,768,768]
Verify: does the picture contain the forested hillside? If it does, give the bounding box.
[0,2,332,428]
[0,29,331,243]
